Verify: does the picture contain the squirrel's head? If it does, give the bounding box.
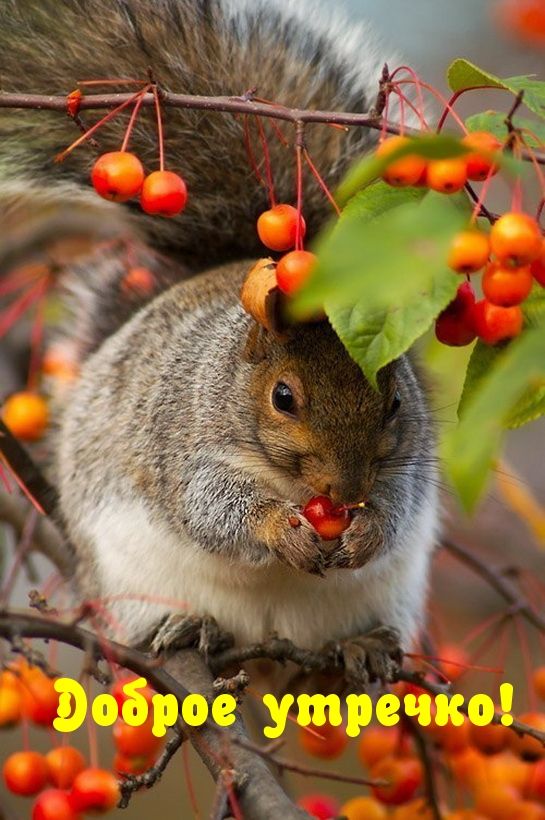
[245,321,431,505]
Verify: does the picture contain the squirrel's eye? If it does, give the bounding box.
[272,382,297,416]
[386,390,401,421]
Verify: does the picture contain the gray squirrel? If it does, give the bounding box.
[0,0,439,671]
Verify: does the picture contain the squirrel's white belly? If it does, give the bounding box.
[82,495,436,650]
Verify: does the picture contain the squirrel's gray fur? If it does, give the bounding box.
[0,0,438,654]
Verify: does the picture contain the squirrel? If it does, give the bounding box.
[0,0,439,669]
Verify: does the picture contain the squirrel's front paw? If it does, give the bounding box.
[257,502,326,575]
[325,625,402,689]
[325,510,383,570]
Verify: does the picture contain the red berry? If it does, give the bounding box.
[527,759,545,801]
[426,158,468,194]
[91,151,144,202]
[297,793,340,819]
[46,746,86,789]
[121,266,156,297]
[70,767,120,813]
[482,262,533,306]
[377,136,427,187]
[113,718,163,757]
[32,789,81,820]
[302,495,351,540]
[470,720,510,756]
[21,672,60,726]
[113,751,157,775]
[462,131,502,181]
[530,240,545,287]
[490,213,542,266]
[140,170,187,216]
[473,299,523,344]
[371,756,423,805]
[299,720,349,759]
[435,282,477,347]
[110,674,155,714]
[257,204,306,251]
[448,229,490,274]
[3,750,49,796]
[276,250,317,295]
[437,642,470,681]
[510,713,545,760]
[533,667,545,701]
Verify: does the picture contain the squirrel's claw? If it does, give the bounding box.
[324,625,402,689]
[150,612,234,659]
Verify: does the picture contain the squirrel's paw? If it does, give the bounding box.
[262,503,326,576]
[324,510,382,570]
[324,625,402,689]
[151,613,234,659]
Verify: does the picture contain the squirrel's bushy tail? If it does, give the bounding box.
[0,0,396,355]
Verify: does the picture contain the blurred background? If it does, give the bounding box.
[1,0,545,817]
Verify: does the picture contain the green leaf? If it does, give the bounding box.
[448,59,545,121]
[524,282,545,328]
[327,273,458,388]
[466,111,545,148]
[447,59,507,92]
[443,327,545,511]
[292,185,469,318]
[336,133,469,206]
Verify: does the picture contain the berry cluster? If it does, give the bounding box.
[256,204,317,295]
[0,664,163,818]
[91,152,187,217]
[377,131,545,348]
[294,664,545,819]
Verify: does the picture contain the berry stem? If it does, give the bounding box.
[243,115,265,187]
[303,148,341,216]
[392,85,429,130]
[256,116,277,207]
[389,65,426,127]
[55,87,148,161]
[397,79,468,133]
[85,676,99,768]
[152,84,165,172]
[27,285,47,391]
[120,85,150,152]
[295,122,305,251]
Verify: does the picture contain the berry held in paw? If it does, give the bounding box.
[302,495,352,540]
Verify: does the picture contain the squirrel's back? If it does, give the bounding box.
[0,0,394,269]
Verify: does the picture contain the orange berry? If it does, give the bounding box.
[341,795,388,820]
[32,788,81,820]
[511,802,545,820]
[113,751,157,776]
[473,299,523,344]
[426,158,467,194]
[91,151,144,202]
[113,718,163,757]
[21,673,60,726]
[496,0,545,47]
[377,136,427,187]
[437,643,469,681]
[371,756,423,805]
[432,718,470,754]
[475,783,520,819]
[448,229,490,273]
[42,346,79,382]
[445,812,487,820]
[46,745,86,789]
[470,719,510,756]
[0,684,22,727]
[526,758,545,801]
[120,266,156,297]
[2,391,48,441]
[297,793,339,819]
[482,262,533,306]
[257,204,306,252]
[490,213,542,266]
[392,798,436,820]
[462,131,502,181]
[3,750,49,796]
[485,751,530,790]
[276,250,317,295]
[110,674,155,714]
[533,667,545,701]
[449,747,488,790]
[140,170,187,217]
[358,726,411,769]
[70,767,120,813]
[510,713,545,760]
[298,721,348,760]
